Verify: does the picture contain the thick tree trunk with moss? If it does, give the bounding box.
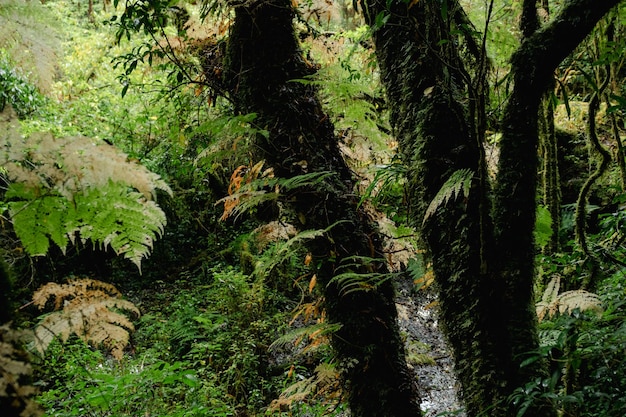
[364,1,510,415]
[223,2,422,416]
[493,0,622,400]
[366,0,621,416]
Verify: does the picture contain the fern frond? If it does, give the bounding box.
[1,125,171,269]
[555,290,602,315]
[1,130,172,199]
[268,362,341,413]
[329,271,395,296]
[536,274,602,321]
[217,165,334,221]
[32,279,140,360]
[329,255,396,295]
[423,169,474,225]
[269,322,341,352]
[358,162,407,208]
[253,223,344,279]
[541,274,561,304]
[7,181,167,269]
[73,183,167,269]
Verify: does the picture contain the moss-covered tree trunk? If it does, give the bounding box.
[0,259,13,324]
[223,2,422,416]
[363,1,511,415]
[493,0,622,399]
[366,0,621,416]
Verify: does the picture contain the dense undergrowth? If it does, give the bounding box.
[0,0,626,416]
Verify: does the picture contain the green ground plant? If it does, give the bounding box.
[0,51,46,118]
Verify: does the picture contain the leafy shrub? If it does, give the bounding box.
[35,337,226,417]
[513,272,626,417]
[0,51,45,118]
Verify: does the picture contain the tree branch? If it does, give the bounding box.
[512,0,623,94]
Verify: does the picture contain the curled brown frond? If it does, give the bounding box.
[32,278,140,360]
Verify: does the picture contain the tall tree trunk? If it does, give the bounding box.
[493,0,621,402]
[223,2,422,416]
[366,0,622,416]
[364,1,509,415]
[540,92,561,254]
[0,259,13,324]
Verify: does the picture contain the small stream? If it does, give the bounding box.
[395,278,465,417]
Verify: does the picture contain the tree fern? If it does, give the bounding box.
[31,278,140,360]
[423,168,474,224]
[0,123,171,269]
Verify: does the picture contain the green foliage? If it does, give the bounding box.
[512,296,626,417]
[535,205,553,249]
[218,168,335,221]
[148,267,289,413]
[423,168,474,225]
[329,255,396,295]
[33,265,290,416]
[359,161,407,222]
[0,50,45,118]
[36,338,224,417]
[0,127,171,269]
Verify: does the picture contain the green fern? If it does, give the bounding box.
[1,123,171,269]
[358,162,407,209]
[7,182,166,270]
[423,168,474,225]
[217,169,334,221]
[252,224,342,279]
[269,322,342,352]
[329,256,396,296]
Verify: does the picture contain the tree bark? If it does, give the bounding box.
[224,1,422,416]
[364,1,509,415]
[366,0,622,416]
[493,0,622,402]
[0,259,13,324]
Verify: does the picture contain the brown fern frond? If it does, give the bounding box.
[32,279,121,310]
[536,275,602,321]
[219,160,274,221]
[32,278,140,360]
[1,130,172,200]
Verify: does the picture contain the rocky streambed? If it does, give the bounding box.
[395,277,465,417]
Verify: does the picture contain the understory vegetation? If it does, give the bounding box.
[1,0,626,416]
